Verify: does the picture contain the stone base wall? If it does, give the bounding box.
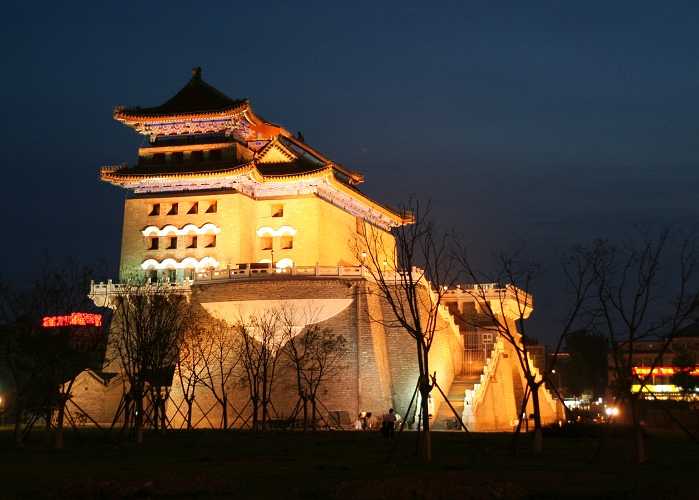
[73,277,504,431]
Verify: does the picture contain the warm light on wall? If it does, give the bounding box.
[141,223,221,237]
[42,312,103,328]
[256,225,297,237]
[141,256,219,270]
[275,258,294,268]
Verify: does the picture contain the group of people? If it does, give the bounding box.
[351,408,401,435]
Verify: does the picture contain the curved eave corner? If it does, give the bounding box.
[324,176,410,227]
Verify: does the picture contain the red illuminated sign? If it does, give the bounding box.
[42,312,102,328]
[632,366,699,377]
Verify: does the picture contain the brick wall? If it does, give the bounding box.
[76,276,472,429]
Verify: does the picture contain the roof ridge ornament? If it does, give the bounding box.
[193,66,202,79]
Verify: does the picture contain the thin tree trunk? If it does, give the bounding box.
[55,397,66,449]
[13,399,24,447]
[120,395,131,439]
[152,388,160,433]
[44,403,52,446]
[262,371,268,432]
[252,398,259,432]
[186,398,193,429]
[222,396,229,430]
[303,398,308,433]
[418,343,432,461]
[159,396,168,435]
[530,382,542,454]
[135,396,144,444]
[630,396,645,463]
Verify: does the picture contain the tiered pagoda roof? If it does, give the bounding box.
[103,68,409,229]
[114,67,247,117]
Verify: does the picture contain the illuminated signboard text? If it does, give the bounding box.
[42,312,103,328]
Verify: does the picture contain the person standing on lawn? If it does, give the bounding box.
[384,408,396,438]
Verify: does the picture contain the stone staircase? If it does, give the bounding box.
[432,375,480,430]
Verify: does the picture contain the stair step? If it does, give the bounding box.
[431,376,480,430]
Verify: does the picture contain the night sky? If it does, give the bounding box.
[1,2,697,344]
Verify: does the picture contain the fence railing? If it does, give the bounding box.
[90,279,192,294]
[444,283,532,309]
[193,263,366,281]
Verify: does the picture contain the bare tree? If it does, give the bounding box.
[197,316,240,429]
[0,307,41,446]
[111,282,192,443]
[233,307,285,432]
[278,305,348,431]
[352,199,455,460]
[455,246,596,454]
[0,256,107,449]
[572,229,699,463]
[173,322,207,429]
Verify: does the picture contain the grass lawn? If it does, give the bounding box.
[0,426,697,498]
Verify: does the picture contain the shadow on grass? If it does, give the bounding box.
[0,427,697,498]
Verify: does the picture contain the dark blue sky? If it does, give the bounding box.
[1,2,697,344]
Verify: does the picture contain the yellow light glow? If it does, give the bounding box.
[256,225,297,237]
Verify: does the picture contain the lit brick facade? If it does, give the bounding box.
[73,68,559,432]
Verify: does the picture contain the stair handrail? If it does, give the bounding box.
[470,338,504,413]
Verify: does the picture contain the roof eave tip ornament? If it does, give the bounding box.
[193,66,202,79]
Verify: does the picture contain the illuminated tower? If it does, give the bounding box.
[79,68,559,432]
[102,67,406,281]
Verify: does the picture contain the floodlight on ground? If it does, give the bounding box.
[359,411,372,430]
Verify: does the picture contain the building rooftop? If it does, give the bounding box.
[114,67,247,118]
[105,68,410,229]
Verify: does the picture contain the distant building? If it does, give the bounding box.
[607,322,699,400]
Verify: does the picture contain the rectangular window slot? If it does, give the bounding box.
[271,204,284,217]
[148,237,159,250]
[172,152,184,163]
[167,236,177,249]
[188,202,198,215]
[192,151,204,163]
[149,204,160,216]
[154,153,166,165]
[205,235,216,248]
[281,236,293,249]
[167,203,178,215]
[261,237,273,250]
[206,201,217,213]
[186,235,197,248]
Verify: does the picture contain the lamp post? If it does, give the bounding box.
[551,369,562,397]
